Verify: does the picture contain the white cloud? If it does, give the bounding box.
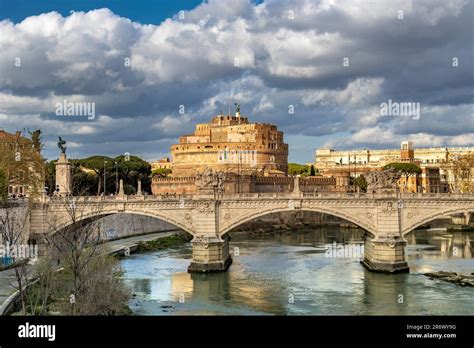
[302,78,384,107]
[153,115,192,135]
[253,95,274,113]
[0,0,471,162]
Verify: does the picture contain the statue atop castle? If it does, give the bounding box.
[234,102,240,115]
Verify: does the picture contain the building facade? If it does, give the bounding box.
[314,141,458,193]
[315,141,473,168]
[0,130,35,197]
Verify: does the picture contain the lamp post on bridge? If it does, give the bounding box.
[103,160,107,195]
[114,161,118,194]
[354,154,357,193]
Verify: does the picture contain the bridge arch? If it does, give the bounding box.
[220,207,377,238]
[45,207,195,237]
[402,208,474,236]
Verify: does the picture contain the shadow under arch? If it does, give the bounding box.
[220,207,377,239]
[46,210,194,238]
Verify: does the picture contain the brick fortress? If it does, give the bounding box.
[151,107,349,195]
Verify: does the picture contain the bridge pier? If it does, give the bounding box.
[362,235,409,273]
[188,235,232,273]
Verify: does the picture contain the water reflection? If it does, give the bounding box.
[121,228,474,315]
[406,229,473,259]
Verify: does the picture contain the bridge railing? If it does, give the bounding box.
[36,191,474,204]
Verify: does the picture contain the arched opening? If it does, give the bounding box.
[402,211,473,272]
[214,207,411,273]
[219,209,373,273]
[220,208,377,238]
[40,211,194,269]
[403,209,473,236]
[48,211,194,236]
[232,211,367,250]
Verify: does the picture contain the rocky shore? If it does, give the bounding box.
[424,271,474,287]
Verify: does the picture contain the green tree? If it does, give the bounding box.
[56,155,152,196]
[44,161,56,195]
[29,129,42,151]
[310,165,316,176]
[0,130,45,200]
[383,162,422,175]
[288,163,310,176]
[352,175,367,192]
[72,171,99,196]
[114,155,152,194]
[0,168,7,203]
[75,156,114,195]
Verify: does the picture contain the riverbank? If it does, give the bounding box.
[136,233,191,252]
[101,231,183,256]
[0,231,186,315]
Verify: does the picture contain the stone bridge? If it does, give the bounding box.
[28,192,474,273]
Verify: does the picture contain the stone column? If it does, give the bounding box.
[55,153,71,196]
[360,198,409,273]
[362,235,409,273]
[137,179,143,195]
[188,235,232,273]
[187,200,232,273]
[117,179,125,196]
[293,175,300,194]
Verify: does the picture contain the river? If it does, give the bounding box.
[121,228,474,315]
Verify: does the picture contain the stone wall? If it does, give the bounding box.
[151,177,196,195]
[95,213,180,241]
[152,174,342,195]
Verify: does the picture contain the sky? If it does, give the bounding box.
[0,0,472,163]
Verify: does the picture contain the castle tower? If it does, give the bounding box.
[170,111,288,177]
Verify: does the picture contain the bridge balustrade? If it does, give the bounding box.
[33,191,474,205]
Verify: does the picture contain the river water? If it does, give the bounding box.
[121,228,474,315]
